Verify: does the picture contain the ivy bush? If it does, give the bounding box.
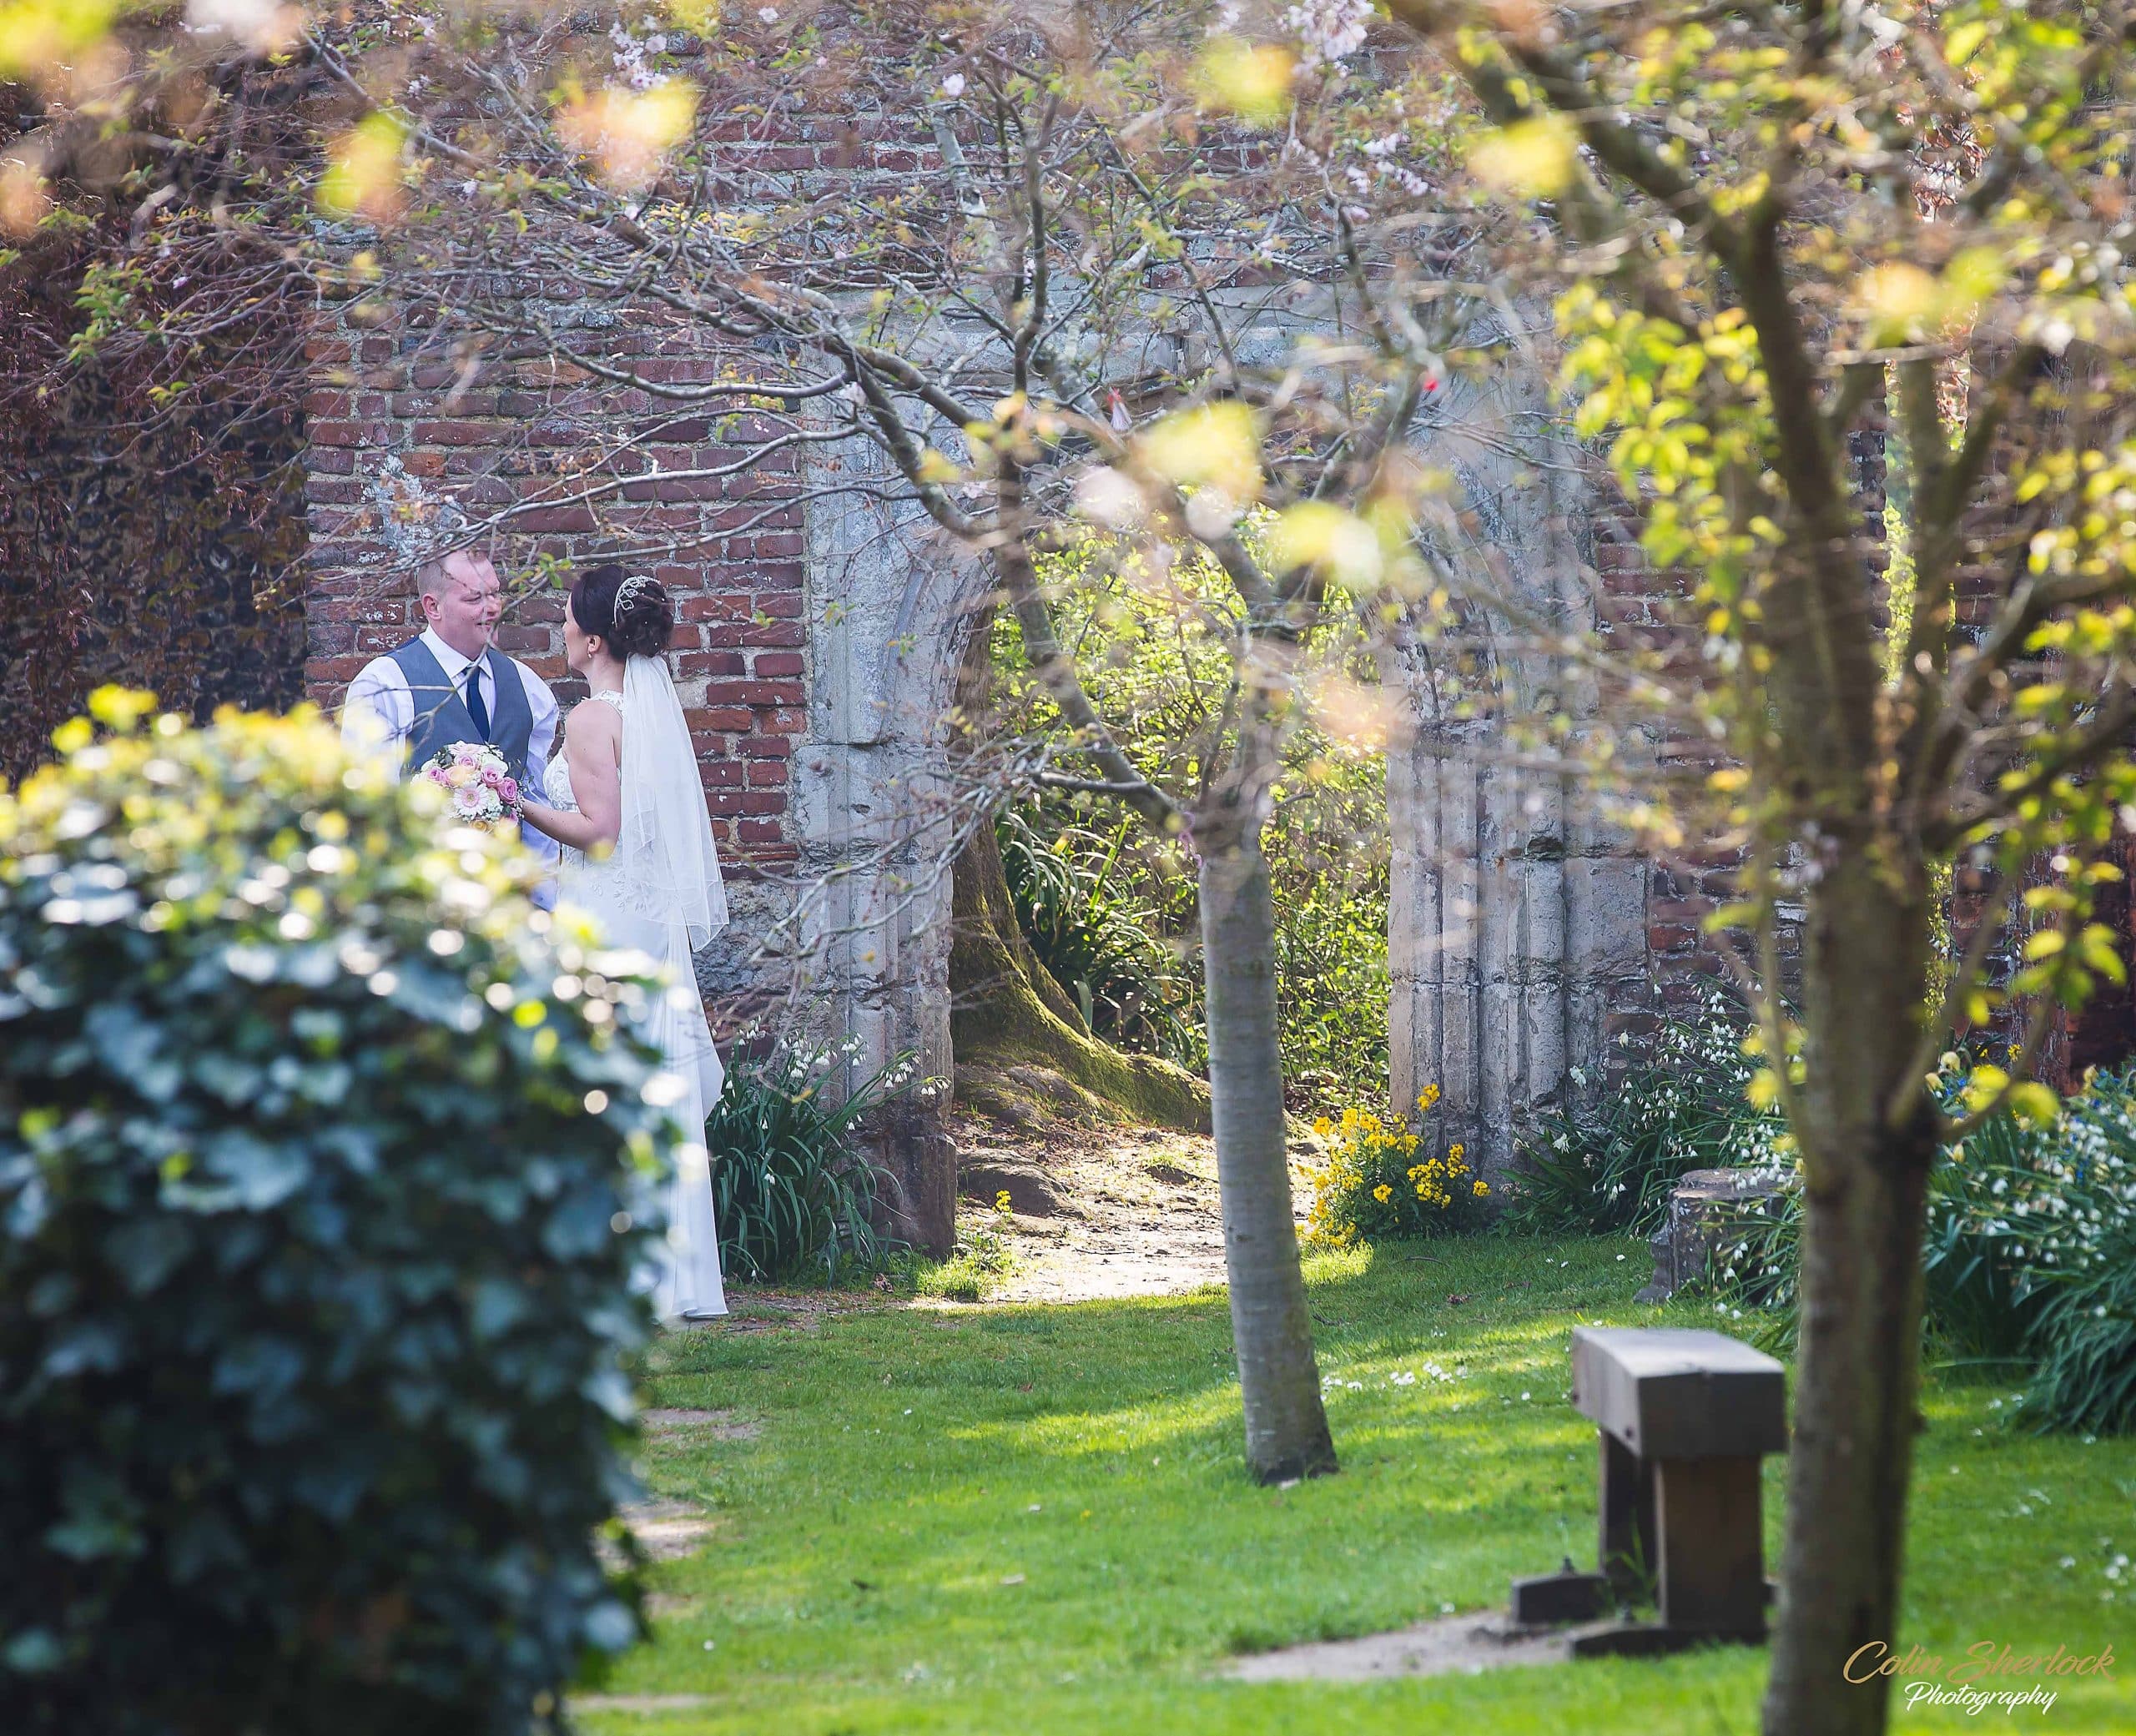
[0,692,673,1734]
[708,1033,911,1282]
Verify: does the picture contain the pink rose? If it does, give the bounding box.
[500,777,519,806]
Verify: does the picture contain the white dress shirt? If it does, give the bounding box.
[340,627,562,883]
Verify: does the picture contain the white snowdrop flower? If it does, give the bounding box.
[940,73,966,97]
[1520,1391,1531,1401]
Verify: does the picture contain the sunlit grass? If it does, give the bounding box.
[581,1237,2136,1733]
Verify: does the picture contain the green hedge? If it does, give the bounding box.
[0,692,673,1733]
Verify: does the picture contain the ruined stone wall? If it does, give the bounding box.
[1385,374,1887,1192]
[1383,355,1652,1190]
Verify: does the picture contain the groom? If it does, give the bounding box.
[340,549,562,881]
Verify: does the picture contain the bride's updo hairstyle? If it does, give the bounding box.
[570,563,674,659]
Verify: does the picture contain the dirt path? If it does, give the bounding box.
[706,1112,1317,1313]
[949,1113,1311,1305]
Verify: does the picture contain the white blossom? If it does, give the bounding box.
[1285,0,1372,70]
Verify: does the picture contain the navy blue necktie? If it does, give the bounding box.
[463,663,491,739]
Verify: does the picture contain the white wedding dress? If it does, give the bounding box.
[544,660,729,1321]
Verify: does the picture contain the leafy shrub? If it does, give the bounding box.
[1504,994,1789,1235]
[1302,1087,1489,1245]
[1708,1063,2136,1434]
[708,1034,914,1282]
[996,805,1202,1066]
[0,692,669,1735]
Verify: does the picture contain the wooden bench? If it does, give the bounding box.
[1509,1326,1787,1653]
[1575,1326,1786,1645]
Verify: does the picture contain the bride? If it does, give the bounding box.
[521,565,729,1321]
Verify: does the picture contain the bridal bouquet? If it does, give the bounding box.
[421,742,521,833]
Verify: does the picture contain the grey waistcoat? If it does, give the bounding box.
[389,637,535,780]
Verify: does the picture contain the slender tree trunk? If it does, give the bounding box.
[1764,853,1937,1736]
[1197,729,1338,1485]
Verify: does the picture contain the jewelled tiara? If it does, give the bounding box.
[613,571,662,616]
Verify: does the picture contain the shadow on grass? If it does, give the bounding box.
[592,1235,2136,1736]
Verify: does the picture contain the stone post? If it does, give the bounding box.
[792,445,969,1252]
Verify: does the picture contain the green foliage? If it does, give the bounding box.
[992,543,1392,1098]
[1270,854,1391,1105]
[0,692,668,1735]
[1953,1069,2136,1435]
[995,806,1202,1067]
[1503,994,1789,1236]
[1710,1065,2136,1434]
[1301,1090,1489,1245]
[708,1034,912,1283]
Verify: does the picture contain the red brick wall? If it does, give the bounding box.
[300,320,807,869]
[1593,420,1890,1038]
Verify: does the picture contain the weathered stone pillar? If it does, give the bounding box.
[1385,360,1648,1190]
[791,445,970,1253]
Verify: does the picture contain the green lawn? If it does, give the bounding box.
[581,1237,2135,1733]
